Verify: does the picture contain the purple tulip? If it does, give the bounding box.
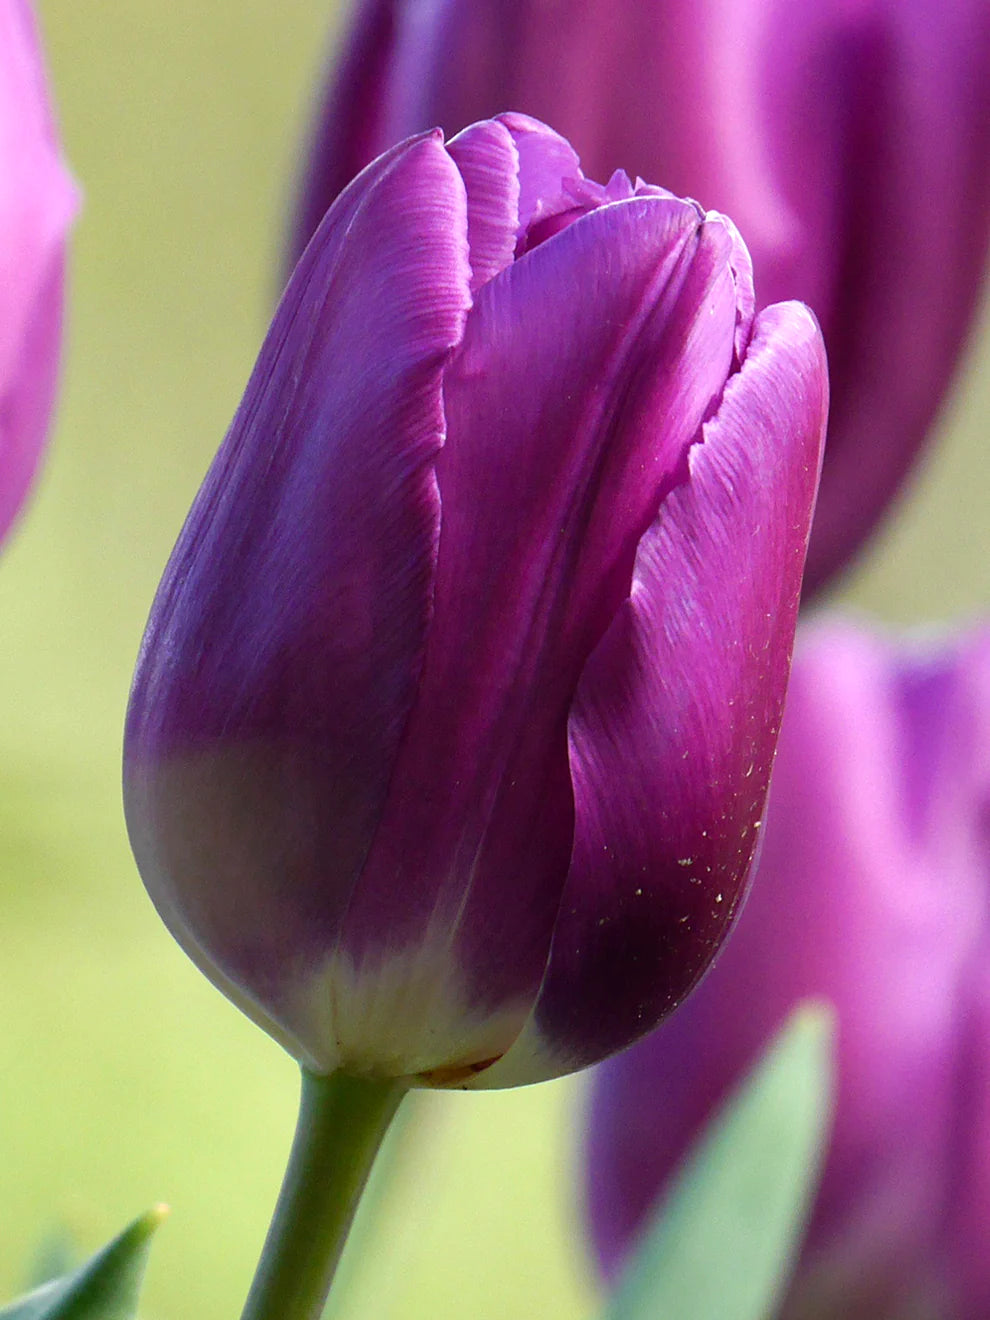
[125,115,827,1087]
[0,0,77,545]
[290,0,990,596]
[586,620,990,1319]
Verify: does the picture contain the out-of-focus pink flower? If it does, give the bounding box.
[0,0,77,545]
[289,0,990,595]
[124,116,827,1088]
[586,620,990,1320]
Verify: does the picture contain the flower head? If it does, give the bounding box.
[125,116,826,1087]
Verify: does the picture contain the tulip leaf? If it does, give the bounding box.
[602,1002,834,1320]
[0,1207,167,1320]
[24,1229,78,1292]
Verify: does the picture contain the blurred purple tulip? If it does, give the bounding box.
[0,0,77,545]
[290,0,990,596]
[125,115,826,1087]
[586,619,990,1320]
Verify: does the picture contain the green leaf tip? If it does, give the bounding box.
[602,999,836,1320]
[0,1205,168,1320]
[132,1204,170,1239]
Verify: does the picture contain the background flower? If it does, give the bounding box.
[0,0,76,545]
[290,0,990,596]
[586,619,990,1320]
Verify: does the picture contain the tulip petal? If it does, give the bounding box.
[124,133,472,1032]
[496,111,583,234]
[446,118,520,292]
[330,199,744,1070]
[473,300,827,1087]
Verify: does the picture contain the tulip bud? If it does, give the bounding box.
[125,115,827,1087]
[290,0,990,595]
[586,620,990,1318]
[0,0,77,545]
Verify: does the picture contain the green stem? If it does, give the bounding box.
[240,1068,406,1320]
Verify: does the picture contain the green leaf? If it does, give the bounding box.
[603,1002,835,1320]
[0,1207,167,1320]
[24,1228,77,1291]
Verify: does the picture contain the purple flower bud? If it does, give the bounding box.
[125,116,827,1087]
[0,0,77,546]
[290,0,990,596]
[586,620,990,1318]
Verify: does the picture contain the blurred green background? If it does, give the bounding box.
[0,3,987,1317]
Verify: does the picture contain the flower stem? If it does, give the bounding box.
[240,1068,406,1320]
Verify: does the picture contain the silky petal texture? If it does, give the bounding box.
[585,623,990,1319]
[324,198,744,1077]
[291,0,990,595]
[472,301,827,1088]
[0,0,77,542]
[124,134,473,1056]
[446,119,520,291]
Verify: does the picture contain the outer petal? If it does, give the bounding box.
[0,0,77,542]
[474,301,827,1088]
[123,133,472,1065]
[304,199,743,1080]
[585,624,990,1319]
[446,118,520,291]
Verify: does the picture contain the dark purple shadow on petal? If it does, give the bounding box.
[125,134,472,1005]
[527,300,827,1072]
[336,199,741,1022]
